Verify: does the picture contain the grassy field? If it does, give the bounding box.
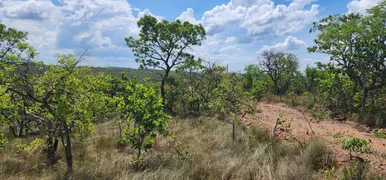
[0,116,339,180]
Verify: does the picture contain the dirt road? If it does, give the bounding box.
[243,102,386,173]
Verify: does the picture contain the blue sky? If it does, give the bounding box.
[0,0,382,71]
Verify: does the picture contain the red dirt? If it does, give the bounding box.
[241,102,386,173]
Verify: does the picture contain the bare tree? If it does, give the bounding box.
[259,49,298,100]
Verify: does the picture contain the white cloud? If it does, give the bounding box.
[219,45,242,52]
[200,0,319,37]
[347,0,381,14]
[177,8,199,24]
[0,0,147,66]
[258,36,307,53]
[0,0,323,71]
[225,36,237,43]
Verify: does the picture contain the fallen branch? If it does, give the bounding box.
[300,110,315,138]
[271,117,279,137]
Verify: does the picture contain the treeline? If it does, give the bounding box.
[0,0,386,174]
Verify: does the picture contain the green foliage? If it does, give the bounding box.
[328,132,343,138]
[309,2,386,110]
[370,129,386,139]
[277,113,294,132]
[341,160,368,180]
[126,15,206,105]
[316,65,356,117]
[259,50,299,96]
[310,108,329,122]
[244,64,270,100]
[341,137,369,159]
[14,138,45,154]
[0,132,8,149]
[118,79,169,157]
[168,132,189,160]
[321,167,336,180]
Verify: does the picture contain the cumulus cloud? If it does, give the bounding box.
[0,0,149,65]
[258,36,307,53]
[0,0,321,70]
[177,8,199,24]
[225,36,237,43]
[347,0,381,14]
[200,0,319,36]
[218,45,242,52]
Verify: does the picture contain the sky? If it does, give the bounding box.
[0,0,382,72]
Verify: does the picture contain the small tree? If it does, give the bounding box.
[208,66,247,140]
[118,80,169,158]
[126,15,206,109]
[341,137,369,159]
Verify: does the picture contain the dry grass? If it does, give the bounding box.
[0,117,335,180]
[261,94,282,104]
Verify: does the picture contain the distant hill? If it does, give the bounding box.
[88,66,162,81]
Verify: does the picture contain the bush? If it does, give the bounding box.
[341,137,369,159]
[342,160,368,180]
[370,129,386,139]
[303,139,335,171]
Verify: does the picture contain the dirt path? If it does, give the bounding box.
[243,102,386,173]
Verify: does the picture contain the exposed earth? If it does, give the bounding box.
[241,102,386,174]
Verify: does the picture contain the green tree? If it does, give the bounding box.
[6,53,106,172]
[243,64,269,100]
[259,50,299,100]
[0,23,37,147]
[341,137,369,159]
[305,66,323,105]
[117,79,169,158]
[309,1,386,109]
[316,63,356,118]
[125,15,206,108]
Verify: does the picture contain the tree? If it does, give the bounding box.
[341,137,369,159]
[117,79,169,159]
[5,52,106,172]
[125,15,206,108]
[259,50,299,100]
[305,66,324,105]
[308,2,386,109]
[243,64,269,100]
[0,23,37,147]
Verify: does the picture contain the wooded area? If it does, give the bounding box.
[1,1,386,179]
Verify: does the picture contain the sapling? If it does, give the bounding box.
[340,137,369,159]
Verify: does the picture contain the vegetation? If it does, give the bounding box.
[125,15,206,109]
[341,137,369,159]
[1,0,386,179]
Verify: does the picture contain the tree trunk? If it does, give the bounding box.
[18,122,24,137]
[62,122,73,172]
[118,122,122,139]
[160,78,166,105]
[313,86,316,106]
[232,119,235,141]
[362,72,367,110]
[160,69,170,106]
[47,136,58,164]
[137,125,141,159]
[272,117,279,137]
[46,120,58,164]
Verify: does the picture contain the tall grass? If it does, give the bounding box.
[1,117,335,180]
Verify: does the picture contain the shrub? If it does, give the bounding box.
[310,107,329,122]
[277,112,294,132]
[341,160,368,180]
[341,137,369,159]
[370,129,386,139]
[303,139,335,171]
[0,132,8,149]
